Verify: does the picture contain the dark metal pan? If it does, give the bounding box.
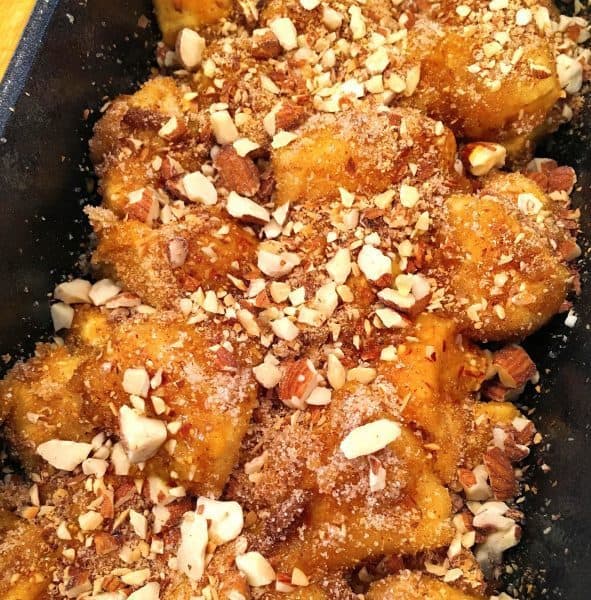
[0,1,589,597]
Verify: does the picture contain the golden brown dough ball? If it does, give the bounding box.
[367,571,485,600]
[428,192,570,342]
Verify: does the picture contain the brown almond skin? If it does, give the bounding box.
[484,447,516,500]
[214,146,261,197]
[251,30,282,59]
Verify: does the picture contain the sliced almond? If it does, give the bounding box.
[210,110,239,145]
[340,419,401,459]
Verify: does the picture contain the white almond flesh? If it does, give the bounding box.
[226,191,270,223]
[111,442,131,475]
[340,419,401,459]
[54,279,91,304]
[357,244,392,281]
[196,497,244,544]
[36,439,92,471]
[50,302,74,331]
[176,28,206,70]
[130,509,148,539]
[82,458,108,478]
[122,367,151,398]
[210,110,239,145]
[128,582,161,600]
[326,248,351,284]
[177,512,208,580]
[257,249,301,278]
[236,551,276,586]
[119,406,167,464]
[182,172,218,205]
[306,387,332,406]
[270,18,298,51]
[271,317,300,341]
[253,361,282,389]
[89,279,121,306]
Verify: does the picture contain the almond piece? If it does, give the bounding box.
[483,447,516,501]
[547,165,577,194]
[50,302,74,331]
[275,101,308,132]
[105,292,141,309]
[236,552,276,586]
[326,354,346,390]
[122,367,150,398]
[277,359,318,409]
[182,172,218,205]
[210,110,239,145]
[158,116,187,142]
[128,582,161,600]
[257,248,301,278]
[461,142,506,176]
[119,406,167,463]
[36,440,92,471]
[226,191,270,224]
[493,345,537,388]
[269,18,298,51]
[196,498,244,544]
[167,237,189,268]
[215,145,261,197]
[54,279,92,304]
[94,531,119,556]
[368,455,386,491]
[326,248,352,284]
[357,244,392,281]
[177,512,208,581]
[176,28,206,70]
[125,188,160,225]
[340,419,401,459]
[251,29,282,59]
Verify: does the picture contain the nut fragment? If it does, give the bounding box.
[51,302,75,331]
[461,142,507,176]
[158,116,187,141]
[251,29,281,59]
[326,354,346,390]
[54,279,92,304]
[340,419,401,459]
[122,367,150,398]
[89,279,122,306]
[257,248,301,278]
[215,145,260,197]
[236,552,276,586]
[269,18,298,51]
[125,188,160,225]
[484,447,516,500]
[196,498,244,544]
[167,237,189,268]
[493,345,537,388]
[210,110,239,145]
[36,439,92,471]
[119,406,167,463]
[357,244,392,281]
[182,172,218,205]
[226,192,270,224]
[278,359,319,408]
[176,28,206,70]
[177,512,208,580]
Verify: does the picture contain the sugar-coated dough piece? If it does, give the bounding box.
[367,571,485,599]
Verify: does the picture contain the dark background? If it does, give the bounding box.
[0,1,589,597]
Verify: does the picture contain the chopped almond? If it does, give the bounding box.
[278,359,319,409]
[493,345,537,388]
[176,28,205,70]
[484,447,516,501]
[214,145,261,197]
